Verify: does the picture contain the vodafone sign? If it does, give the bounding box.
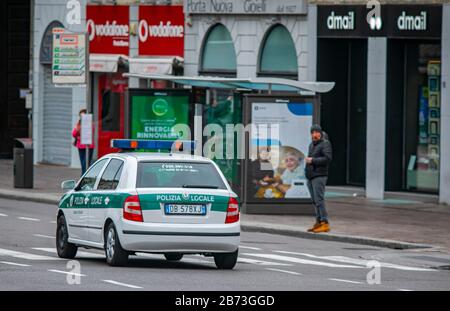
[86,5,129,55]
[138,6,184,57]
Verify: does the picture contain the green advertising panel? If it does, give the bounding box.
[130,91,190,143]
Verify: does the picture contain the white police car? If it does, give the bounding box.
[56,140,240,269]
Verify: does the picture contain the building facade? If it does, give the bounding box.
[310,0,450,204]
[31,0,184,168]
[183,0,314,81]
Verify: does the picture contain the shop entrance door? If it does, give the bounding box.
[317,38,367,186]
[97,74,128,158]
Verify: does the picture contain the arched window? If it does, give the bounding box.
[200,24,237,76]
[259,25,298,78]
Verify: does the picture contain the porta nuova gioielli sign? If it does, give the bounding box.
[184,0,307,15]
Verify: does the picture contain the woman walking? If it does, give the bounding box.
[72,109,94,175]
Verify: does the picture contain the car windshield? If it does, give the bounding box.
[137,162,227,190]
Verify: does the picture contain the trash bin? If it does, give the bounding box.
[13,138,33,189]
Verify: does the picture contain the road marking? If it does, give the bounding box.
[18,217,40,222]
[50,221,57,224]
[329,278,362,284]
[398,289,414,291]
[240,245,262,251]
[0,247,60,261]
[243,253,363,269]
[265,268,302,275]
[238,257,293,266]
[0,213,8,217]
[48,269,86,277]
[0,261,31,267]
[33,234,55,239]
[275,250,436,272]
[33,247,105,259]
[103,280,142,289]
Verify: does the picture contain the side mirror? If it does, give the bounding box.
[61,180,76,192]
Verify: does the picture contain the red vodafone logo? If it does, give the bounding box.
[138,5,184,57]
[86,5,129,55]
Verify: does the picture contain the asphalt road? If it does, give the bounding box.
[0,198,450,291]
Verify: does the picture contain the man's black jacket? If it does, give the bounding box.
[305,138,333,180]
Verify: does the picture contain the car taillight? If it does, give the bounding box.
[225,197,240,224]
[123,195,143,222]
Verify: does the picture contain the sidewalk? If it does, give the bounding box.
[1,160,450,252]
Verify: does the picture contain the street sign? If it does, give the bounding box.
[80,113,93,146]
[52,28,87,85]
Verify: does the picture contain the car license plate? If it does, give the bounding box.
[164,204,207,216]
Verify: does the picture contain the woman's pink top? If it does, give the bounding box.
[72,124,95,149]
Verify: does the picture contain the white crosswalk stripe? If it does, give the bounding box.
[33,234,55,239]
[274,250,436,272]
[103,280,142,289]
[33,248,105,259]
[238,257,293,266]
[1,261,31,267]
[48,269,86,277]
[328,278,362,284]
[239,245,262,251]
[0,213,8,217]
[266,268,302,275]
[243,253,364,269]
[0,247,61,261]
[18,217,40,222]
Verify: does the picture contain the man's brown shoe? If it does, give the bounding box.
[312,222,330,233]
[307,222,321,232]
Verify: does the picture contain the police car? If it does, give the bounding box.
[56,140,240,269]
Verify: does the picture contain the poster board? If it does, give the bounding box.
[127,89,193,150]
[244,95,320,208]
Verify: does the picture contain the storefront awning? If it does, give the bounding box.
[129,57,184,76]
[123,73,335,94]
[89,54,129,73]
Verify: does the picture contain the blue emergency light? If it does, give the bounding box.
[111,139,196,152]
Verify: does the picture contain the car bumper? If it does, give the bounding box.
[119,220,240,253]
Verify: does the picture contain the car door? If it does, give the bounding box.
[88,158,124,244]
[68,159,109,242]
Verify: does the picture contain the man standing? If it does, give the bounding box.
[305,124,332,233]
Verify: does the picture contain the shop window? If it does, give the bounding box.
[200,24,237,75]
[406,44,441,193]
[258,25,298,78]
[101,90,120,132]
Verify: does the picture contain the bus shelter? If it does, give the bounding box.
[123,73,334,214]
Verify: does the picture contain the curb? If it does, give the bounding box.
[241,223,433,250]
[0,189,60,205]
[0,189,434,250]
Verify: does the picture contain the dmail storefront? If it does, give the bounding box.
[317,4,444,194]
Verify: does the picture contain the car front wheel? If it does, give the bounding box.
[214,249,238,270]
[56,215,77,259]
[104,223,128,267]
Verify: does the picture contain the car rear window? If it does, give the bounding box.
[137,162,227,190]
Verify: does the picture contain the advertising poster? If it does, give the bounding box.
[203,90,242,194]
[248,101,313,200]
[130,91,190,143]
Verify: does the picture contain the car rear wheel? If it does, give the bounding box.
[104,223,128,267]
[214,249,238,270]
[56,215,77,259]
[164,253,183,261]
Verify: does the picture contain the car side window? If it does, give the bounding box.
[77,159,108,191]
[97,159,124,190]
